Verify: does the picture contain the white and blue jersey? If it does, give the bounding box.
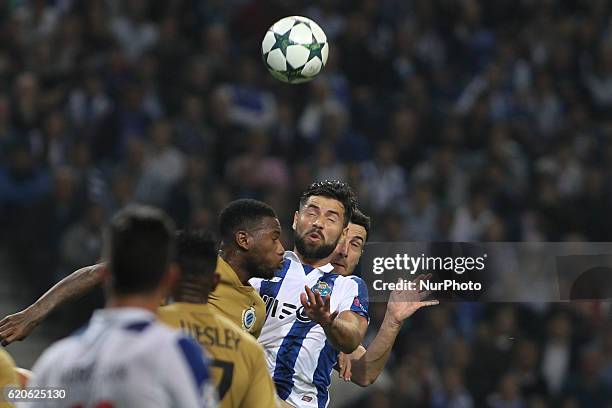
[249,251,369,408]
[27,308,217,408]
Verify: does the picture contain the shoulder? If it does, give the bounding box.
[157,304,174,316]
[31,335,80,374]
[42,334,82,357]
[160,325,210,374]
[173,334,210,386]
[334,274,367,291]
[132,320,190,353]
[346,275,366,285]
[216,314,260,348]
[157,305,179,327]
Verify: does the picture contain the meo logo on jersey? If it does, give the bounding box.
[242,307,256,332]
[262,295,298,320]
[261,280,333,323]
[262,295,312,323]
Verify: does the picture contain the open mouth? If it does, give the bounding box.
[307,232,323,242]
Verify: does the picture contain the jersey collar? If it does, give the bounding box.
[217,255,249,287]
[283,251,335,273]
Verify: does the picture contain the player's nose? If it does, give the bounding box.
[312,214,325,229]
[276,240,285,255]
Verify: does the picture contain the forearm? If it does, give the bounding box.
[28,263,106,320]
[350,313,402,386]
[323,318,363,354]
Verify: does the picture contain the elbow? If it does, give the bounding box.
[353,377,372,388]
[90,263,107,286]
[354,373,379,388]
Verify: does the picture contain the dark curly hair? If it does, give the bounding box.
[218,199,278,242]
[351,208,371,241]
[299,180,357,226]
[176,229,218,278]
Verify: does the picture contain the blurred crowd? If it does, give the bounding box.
[357,301,612,408]
[0,0,611,407]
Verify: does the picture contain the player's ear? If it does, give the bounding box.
[211,273,221,293]
[235,230,250,251]
[292,211,298,230]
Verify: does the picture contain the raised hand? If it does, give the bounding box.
[300,285,339,327]
[386,274,439,326]
[0,307,43,346]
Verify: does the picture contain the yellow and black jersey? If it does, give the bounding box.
[208,256,266,338]
[159,303,277,408]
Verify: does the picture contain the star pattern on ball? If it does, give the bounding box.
[307,42,323,61]
[293,18,308,27]
[271,31,292,56]
[262,16,327,84]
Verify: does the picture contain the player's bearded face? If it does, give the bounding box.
[294,196,346,260]
[295,229,339,260]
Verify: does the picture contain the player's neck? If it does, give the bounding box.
[174,296,208,304]
[230,262,250,285]
[174,290,209,304]
[106,294,161,314]
[220,251,250,285]
[293,247,333,268]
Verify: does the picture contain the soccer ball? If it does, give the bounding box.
[261,16,328,84]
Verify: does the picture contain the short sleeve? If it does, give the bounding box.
[338,276,369,322]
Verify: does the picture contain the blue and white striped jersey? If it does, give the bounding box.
[27,308,217,408]
[249,251,369,408]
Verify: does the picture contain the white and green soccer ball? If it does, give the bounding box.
[261,16,329,84]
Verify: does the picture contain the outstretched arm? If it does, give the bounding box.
[0,263,106,346]
[344,274,438,386]
[300,285,368,354]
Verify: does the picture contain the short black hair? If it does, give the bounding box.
[176,230,218,278]
[218,199,278,242]
[107,205,175,295]
[351,208,371,241]
[299,180,356,226]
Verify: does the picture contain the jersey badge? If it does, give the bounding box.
[242,306,256,332]
[311,281,332,297]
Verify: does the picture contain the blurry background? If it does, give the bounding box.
[0,0,611,407]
